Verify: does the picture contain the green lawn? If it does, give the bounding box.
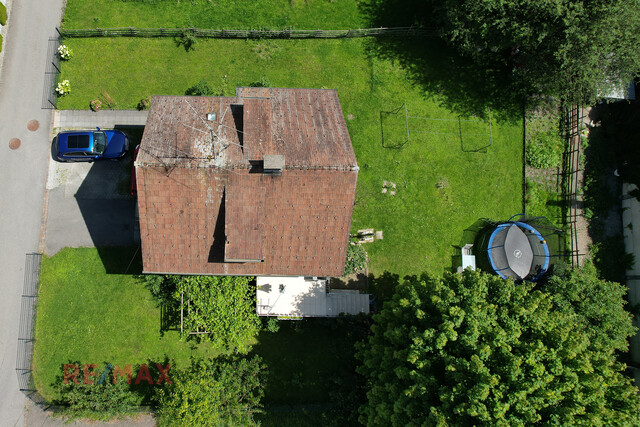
[62,0,364,29]
[34,248,364,422]
[57,37,522,275]
[33,247,227,402]
[526,179,562,223]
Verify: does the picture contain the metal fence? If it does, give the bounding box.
[560,104,585,266]
[42,36,61,110]
[521,100,528,215]
[16,253,48,406]
[522,100,570,264]
[58,26,436,39]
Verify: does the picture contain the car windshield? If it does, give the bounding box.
[93,132,107,154]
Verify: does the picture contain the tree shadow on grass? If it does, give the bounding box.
[365,37,523,121]
[360,0,524,120]
[251,316,370,425]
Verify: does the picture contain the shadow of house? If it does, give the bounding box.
[72,125,145,273]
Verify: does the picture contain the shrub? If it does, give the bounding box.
[137,96,152,110]
[0,3,6,26]
[156,356,265,427]
[185,80,214,96]
[55,80,71,96]
[526,129,563,169]
[249,77,271,88]
[344,241,367,275]
[178,30,197,52]
[264,317,280,333]
[90,99,102,112]
[143,274,177,306]
[57,44,73,60]
[57,378,140,420]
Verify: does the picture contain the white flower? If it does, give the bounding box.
[55,80,71,96]
[57,45,73,60]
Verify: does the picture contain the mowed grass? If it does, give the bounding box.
[32,247,227,401]
[34,248,363,420]
[57,38,522,275]
[62,0,364,29]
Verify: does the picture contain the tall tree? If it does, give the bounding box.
[156,356,265,427]
[363,0,640,103]
[357,269,640,425]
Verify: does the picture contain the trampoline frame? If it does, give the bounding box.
[487,221,550,281]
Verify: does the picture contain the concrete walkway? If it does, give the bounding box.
[53,109,149,129]
[0,0,64,425]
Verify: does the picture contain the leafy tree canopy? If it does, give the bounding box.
[363,0,640,103]
[156,355,265,427]
[357,268,640,426]
[175,275,260,351]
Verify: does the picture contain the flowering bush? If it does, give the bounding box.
[55,80,70,96]
[57,45,73,60]
[90,99,102,112]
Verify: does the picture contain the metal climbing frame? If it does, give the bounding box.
[380,103,493,151]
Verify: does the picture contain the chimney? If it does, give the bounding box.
[263,154,285,176]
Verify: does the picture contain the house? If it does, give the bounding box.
[135,87,369,316]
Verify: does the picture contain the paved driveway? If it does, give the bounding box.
[44,142,138,255]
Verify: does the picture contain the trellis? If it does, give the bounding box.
[180,291,211,336]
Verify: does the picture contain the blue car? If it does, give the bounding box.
[55,128,129,162]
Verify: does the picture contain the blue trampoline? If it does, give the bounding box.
[486,220,550,281]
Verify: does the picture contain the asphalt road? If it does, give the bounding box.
[0,0,64,424]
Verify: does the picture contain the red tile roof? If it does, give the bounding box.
[224,173,265,263]
[136,88,358,276]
